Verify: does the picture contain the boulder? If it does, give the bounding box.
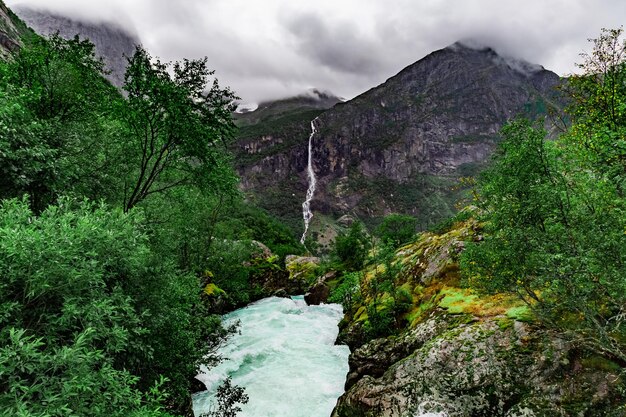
[337,214,357,227]
[304,271,337,305]
[304,282,330,305]
[272,288,290,298]
[332,316,622,417]
[189,377,206,394]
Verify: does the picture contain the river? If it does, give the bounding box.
[192,296,350,417]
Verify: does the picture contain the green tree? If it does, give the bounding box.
[0,34,121,210]
[565,27,626,189]
[201,378,249,417]
[462,117,626,361]
[375,213,417,247]
[0,198,163,416]
[0,197,228,415]
[334,221,371,272]
[120,47,238,212]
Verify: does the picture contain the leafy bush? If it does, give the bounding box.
[200,378,249,417]
[333,221,371,272]
[462,116,626,361]
[328,272,363,309]
[375,213,418,247]
[364,303,395,340]
[0,198,228,414]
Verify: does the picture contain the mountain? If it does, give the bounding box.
[233,42,562,237]
[13,6,139,88]
[235,89,342,136]
[0,1,32,58]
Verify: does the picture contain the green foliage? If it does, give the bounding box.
[364,302,395,339]
[360,243,407,339]
[0,34,122,210]
[429,208,473,235]
[6,34,114,122]
[375,213,418,247]
[0,198,175,416]
[462,113,626,360]
[0,23,261,416]
[212,202,303,259]
[565,27,626,187]
[205,240,256,307]
[200,378,249,417]
[120,46,238,212]
[328,272,363,310]
[348,174,461,231]
[333,221,371,272]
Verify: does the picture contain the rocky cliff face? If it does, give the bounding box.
[0,1,31,58]
[13,6,139,88]
[235,43,562,233]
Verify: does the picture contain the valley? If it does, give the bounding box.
[1,2,625,417]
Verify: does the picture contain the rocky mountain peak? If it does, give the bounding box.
[0,1,28,58]
[13,5,139,88]
[233,41,563,233]
[446,40,547,76]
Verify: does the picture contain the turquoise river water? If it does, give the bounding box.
[192,296,350,417]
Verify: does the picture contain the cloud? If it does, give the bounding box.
[6,0,626,103]
[284,12,385,75]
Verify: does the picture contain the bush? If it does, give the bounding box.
[0,197,222,414]
[375,213,418,247]
[328,272,363,310]
[333,221,371,272]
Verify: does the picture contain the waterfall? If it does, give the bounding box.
[414,400,448,417]
[300,118,318,244]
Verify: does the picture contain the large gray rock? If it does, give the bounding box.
[304,271,337,305]
[0,1,25,58]
[332,316,621,417]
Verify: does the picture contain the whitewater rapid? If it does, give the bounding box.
[300,118,318,244]
[193,296,350,417]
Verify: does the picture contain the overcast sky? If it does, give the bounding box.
[6,0,626,103]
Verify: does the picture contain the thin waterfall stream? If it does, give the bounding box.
[300,118,319,244]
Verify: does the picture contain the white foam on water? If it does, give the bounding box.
[193,296,350,417]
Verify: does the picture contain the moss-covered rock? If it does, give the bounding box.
[333,217,624,417]
[334,316,622,417]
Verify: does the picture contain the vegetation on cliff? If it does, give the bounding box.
[462,28,626,363]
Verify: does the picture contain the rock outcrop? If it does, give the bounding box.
[0,1,30,58]
[304,271,337,305]
[334,315,623,417]
[331,217,624,417]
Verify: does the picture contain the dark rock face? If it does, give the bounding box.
[304,271,336,305]
[14,6,139,88]
[333,316,623,417]
[235,43,562,228]
[0,1,28,58]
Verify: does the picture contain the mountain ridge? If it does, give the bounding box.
[234,41,562,237]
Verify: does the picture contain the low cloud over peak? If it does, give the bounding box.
[7,0,626,103]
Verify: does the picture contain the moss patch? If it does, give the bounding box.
[505,305,533,322]
[437,286,528,318]
[204,283,226,297]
